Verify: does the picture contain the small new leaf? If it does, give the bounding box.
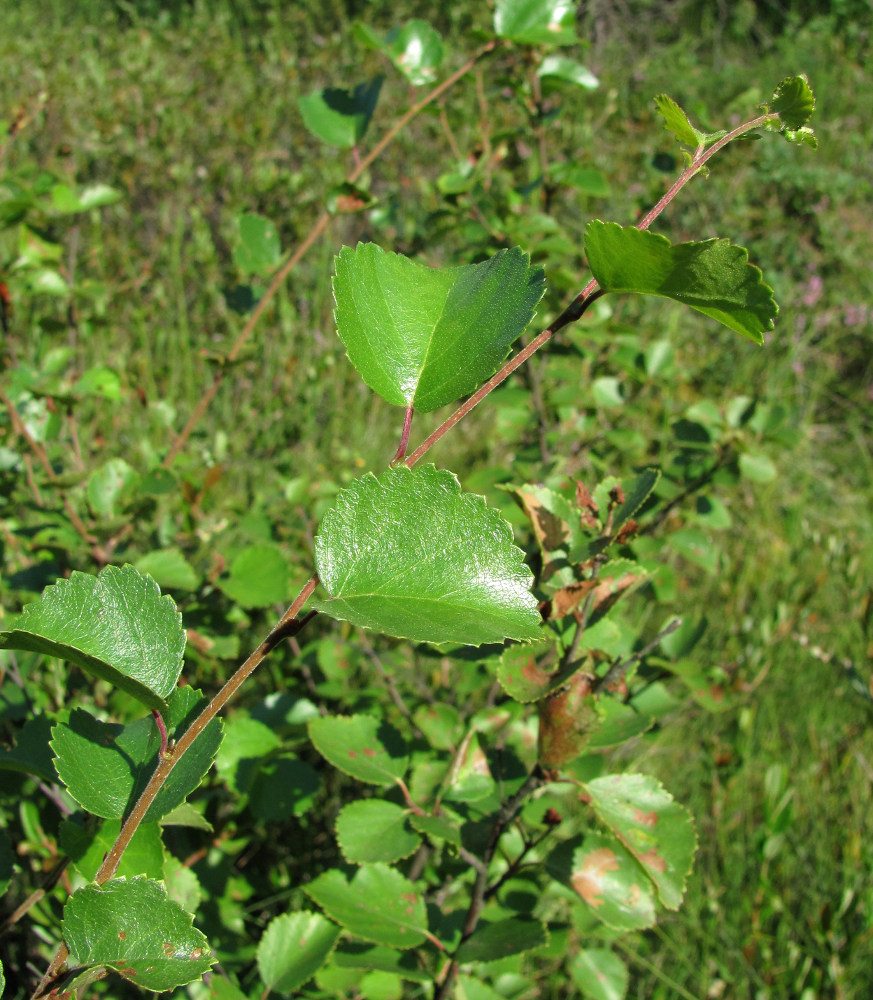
[770,74,815,131]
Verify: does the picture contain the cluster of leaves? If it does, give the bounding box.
[0,1,818,997]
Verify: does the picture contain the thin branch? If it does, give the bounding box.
[391,404,414,465]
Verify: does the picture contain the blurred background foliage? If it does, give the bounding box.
[1,0,872,996]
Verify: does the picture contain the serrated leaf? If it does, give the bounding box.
[309,714,408,786]
[215,714,282,792]
[298,78,382,148]
[60,818,164,881]
[234,212,281,275]
[585,773,697,909]
[570,948,628,1000]
[388,20,444,86]
[336,800,421,863]
[494,0,577,46]
[770,74,815,130]
[613,468,659,529]
[585,221,777,345]
[51,689,223,822]
[537,56,598,90]
[654,94,704,148]
[257,911,340,993]
[63,876,213,991]
[549,833,657,930]
[455,917,547,963]
[303,864,427,949]
[409,813,461,847]
[498,640,587,703]
[313,465,541,646]
[333,243,545,412]
[0,564,186,711]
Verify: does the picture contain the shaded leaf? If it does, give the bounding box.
[248,756,320,821]
[63,876,213,991]
[585,221,777,345]
[455,917,548,963]
[333,243,545,412]
[313,465,541,646]
[0,564,186,711]
[298,78,382,148]
[60,818,163,881]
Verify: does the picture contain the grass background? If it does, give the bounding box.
[1,0,872,997]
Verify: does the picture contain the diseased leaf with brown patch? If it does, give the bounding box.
[566,834,657,930]
[537,672,598,766]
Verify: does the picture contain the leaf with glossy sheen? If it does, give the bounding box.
[584,221,777,344]
[0,564,185,711]
[570,948,628,1000]
[51,689,223,821]
[308,714,409,786]
[333,243,545,412]
[336,800,421,863]
[313,465,541,645]
[494,0,577,45]
[303,865,427,949]
[63,877,213,991]
[455,917,548,963]
[298,78,382,148]
[388,20,444,85]
[585,773,697,909]
[537,56,598,90]
[257,911,340,993]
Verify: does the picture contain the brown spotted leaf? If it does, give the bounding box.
[307,715,409,787]
[537,672,599,767]
[585,773,697,909]
[498,639,594,703]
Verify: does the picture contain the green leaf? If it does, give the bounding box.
[537,56,598,90]
[0,564,186,711]
[584,221,777,345]
[455,917,548,963]
[585,773,697,909]
[738,450,777,482]
[257,911,340,993]
[409,813,462,848]
[336,800,421,864]
[769,74,815,130]
[498,640,584,703]
[298,78,382,148]
[217,543,292,608]
[215,714,282,792]
[248,756,320,820]
[134,548,201,591]
[612,468,660,530]
[234,212,281,275]
[494,0,577,46]
[654,94,704,148]
[73,366,122,401]
[570,948,628,1000]
[333,243,545,412]
[51,689,223,822]
[308,714,408,787]
[313,465,541,646]
[304,864,428,948]
[388,20,444,86]
[326,181,374,214]
[333,941,431,981]
[0,715,56,781]
[548,833,657,930]
[587,699,653,750]
[63,876,213,991]
[86,458,139,518]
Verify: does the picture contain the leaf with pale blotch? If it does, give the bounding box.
[0,564,185,712]
[333,243,544,413]
[537,672,599,767]
[257,912,340,994]
[494,0,577,45]
[537,56,598,90]
[498,639,592,703]
[455,917,548,963]
[388,20,444,85]
[63,877,213,991]
[570,948,629,1000]
[308,714,408,787]
[313,465,542,646]
[303,864,427,949]
[336,799,421,864]
[585,773,697,909]
[585,221,777,345]
[548,833,657,930]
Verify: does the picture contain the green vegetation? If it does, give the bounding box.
[1,1,871,998]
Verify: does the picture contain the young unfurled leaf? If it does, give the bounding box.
[333,243,545,412]
[313,465,542,646]
[298,78,383,148]
[585,773,697,909]
[494,0,577,46]
[654,94,725,149]
[769,74,815,131]
[308,714,409,787]
[0,564,186,712]
[303,864,428,948]
[257,912,340,994]
[63,876,213,991]
[584,221,777,344]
